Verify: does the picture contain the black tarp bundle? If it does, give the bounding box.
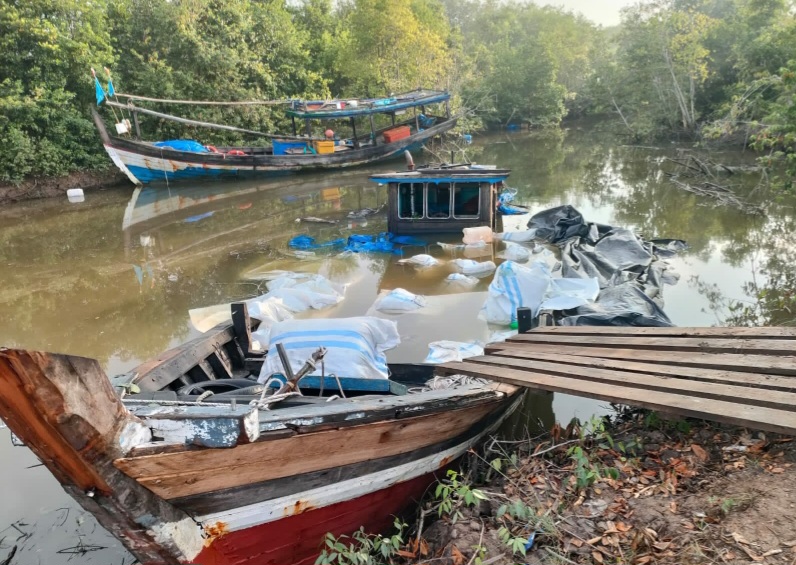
[526,205,687,327]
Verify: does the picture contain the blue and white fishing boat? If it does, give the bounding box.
[93,89,456,186]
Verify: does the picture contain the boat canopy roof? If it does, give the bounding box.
[370,165,511,185]
[287,89,450,119]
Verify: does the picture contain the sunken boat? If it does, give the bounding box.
[95,89,457,185]
[0,304,521,565]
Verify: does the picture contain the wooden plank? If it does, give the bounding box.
[133,325,234,391]
[507,334,796,356]
[488,349,796,392]
[231,303,254,356]
[522,326,796,339]
[486,342,796,376]
[438,361,796,436]
[468,354,796,411]
[114,401,498,500]
[206,347,234,380]
[170,395,518,515]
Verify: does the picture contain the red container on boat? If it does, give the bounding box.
[383,126,411,143]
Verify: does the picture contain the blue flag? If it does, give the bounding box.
[107,78,115,98]
[94,76,105,105]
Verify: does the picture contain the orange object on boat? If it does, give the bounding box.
[383,126,411,143]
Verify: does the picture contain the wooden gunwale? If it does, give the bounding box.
[113,391,509,500]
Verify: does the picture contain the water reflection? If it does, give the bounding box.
[1,124,795,563]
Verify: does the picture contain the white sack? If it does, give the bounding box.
[373,288,427,313]
[499,243,531,262]
[453,259,496,276]
[425,341,484,364]
[257,317,400,381]
[445,273,479,287]
[397,254,441,267]
[480,260,599,324]
[247,298,295,351]
[495,229,538,242]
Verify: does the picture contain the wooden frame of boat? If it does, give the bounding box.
[95,89,458,186]
[0,305,521,565]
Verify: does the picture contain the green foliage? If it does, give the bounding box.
[434,469,487,523]
[315,519,406,565]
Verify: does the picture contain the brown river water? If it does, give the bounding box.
[0,124,791,564]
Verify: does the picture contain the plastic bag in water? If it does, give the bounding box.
[397,254,441,267]
[425,341,484,363]
[453,259,496,276]
[445,273,479,287]
[373,288,427,313]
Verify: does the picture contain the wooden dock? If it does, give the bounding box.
[438,326,796,435]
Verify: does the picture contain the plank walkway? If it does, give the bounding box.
[438,326,796,435]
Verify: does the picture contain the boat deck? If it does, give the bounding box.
[438,326,796,435]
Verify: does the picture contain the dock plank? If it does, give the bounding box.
[507,334,796,356]
[486,349,796,392]
[467,354,796,411]
[438,361,796,435]
[486,342,796,376]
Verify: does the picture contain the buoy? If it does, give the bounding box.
[67,188,84,203]
[325,129,334,139]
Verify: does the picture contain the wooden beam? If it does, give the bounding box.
[487,342,796,376]
[507,334,796,356]
[231,303,255,356]
[438,360,796,436]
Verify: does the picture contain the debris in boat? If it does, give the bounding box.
[347,206,383,218]
[397,254,442,268]
[453,259,496,276]
[445,273,479,287]
[373,288,427,314]
[297,216,338,224]
[257,317,400,381]
[425,341,484,364]
[480,260,599,325]
[496,186,529,215]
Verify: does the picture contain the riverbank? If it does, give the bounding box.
[325,410,796,565]
[0,169,128,205]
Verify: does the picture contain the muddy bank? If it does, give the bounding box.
[0,169,129,204]
[411,413,796,565]
[321,412,796,565]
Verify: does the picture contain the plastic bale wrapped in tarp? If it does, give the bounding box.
[480,260,599,325]
[257,317,400,382]
[373,288,427,313]
[425,341,485,364]
[559,281,674,327]
[453,259,497,277]
[397,254,441,268]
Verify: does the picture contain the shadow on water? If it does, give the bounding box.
[1,122,794,562]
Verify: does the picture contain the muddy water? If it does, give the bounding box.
[1,125,792,563]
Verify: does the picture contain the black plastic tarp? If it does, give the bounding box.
[526,205,686,327]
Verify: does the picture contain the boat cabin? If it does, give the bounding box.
[370,166,511,234]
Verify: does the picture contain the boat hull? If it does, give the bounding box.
[100,118,455,186]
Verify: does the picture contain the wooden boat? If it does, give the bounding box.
[0,305,522,565]
[370,165,511,235]
[95,89,457,186]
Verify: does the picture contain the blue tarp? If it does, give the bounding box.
[154,140,210,153]
[288,232,425,254]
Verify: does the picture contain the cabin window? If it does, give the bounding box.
[398,183,424,219]
[453,183,481,218]
[426,183,451,218]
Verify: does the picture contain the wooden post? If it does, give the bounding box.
[132,111,141,138]
[305,118,311,138]
[414,106,420,131]
[445,99,450,119]
[369,114,376,143]
[0,349,201,564]
[351,117,359,148]
[391,112,396,127]
[231,302,254,356]
[291,115,297,136]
